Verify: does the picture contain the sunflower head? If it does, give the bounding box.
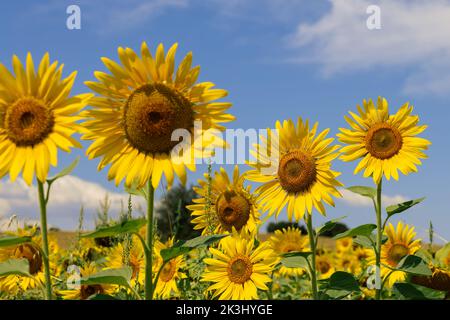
[269,227,309,277]
[382,221,421,267]
[246,118,342,221]
[367,221,422,287]
[0,53,89,185]
[202,231,278,300]
[316,254,335,279]
[153,237,186,298]
[82,42,234,189]
[12,244,43,275]
[188,166,260,235]
[338,97,431,183]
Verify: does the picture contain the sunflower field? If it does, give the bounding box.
[0,41,449,302]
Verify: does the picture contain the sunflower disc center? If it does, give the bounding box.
[160,260,177,282]
[317,260,331,274]
[216,190,251,232]
[80,284,105,300]
[278,150,317,194]
[13,244,43,275]
[388,244,409,265]
[365,123,403,159]
[123,83,194,154]
[5,98,54,146]
[228,256,253,284]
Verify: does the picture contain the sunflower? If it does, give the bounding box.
[367,221,421,288]
[202,231,278,300]
[411,266,450,292]
[338,97,431,183]
[82,42,234,189]
[0,53,90,185]
[316,254,335,279]
[153,237,186,299]
[246,118,342,221]
[336,238,353,254]
[104,237,146,287]
[58,263,115,300]
[188,166,260,235]
[268,227,309,277]
[0,226,59,293]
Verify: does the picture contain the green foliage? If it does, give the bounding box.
[160,234,226,262]
[386,198,425,218]
[81,218,147,239]
[346,186,376,200]
[0,259,31,277]
[333,224,377,240]
[0,235,32,248]
[393,283,446,300]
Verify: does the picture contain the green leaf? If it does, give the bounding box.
[386,197,425,217]
[47,156,80,183]
[160,234,226,262]
[393,282,446,300]
[414,249,433,264]
[124,182,147,199]
[346,186,376,200]
[333,224,377,240]
[81,218,146,239]
[0,235,32,248]
[327,271,361,292]
[353,234,387,248]
[88,294,120,300]
[316,216,347,235]
[280,252,312,269]
[320,289,353,300]
[395,255,432,276]
[0,259,31,277]
[80,267,132,288]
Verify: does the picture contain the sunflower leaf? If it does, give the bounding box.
[395,255,432,276]
[316,216,347,235]
[160,234,226,262]
[47,156,80,183]
[386,197,425,217]
[333,224,377,240]
[80,218,146,238]
[0,259,31,277]
[0,235,32,248]
[281,252,312,269]
[124,182,147,199]
[327,271,361,292]
[346,186,376,200]
[393,282,446,300]
[80,267,132,288]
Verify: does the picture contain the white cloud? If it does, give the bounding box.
[288,0,450,94]
[339,188,407,207]
[0,176,145,230]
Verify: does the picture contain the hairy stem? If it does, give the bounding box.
[37,180,52,300]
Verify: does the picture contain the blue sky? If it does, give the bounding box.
[0,0,449,241]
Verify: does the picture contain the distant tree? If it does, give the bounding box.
[156,184,200,241]
[266,221,307,234]
[320,222,349,238]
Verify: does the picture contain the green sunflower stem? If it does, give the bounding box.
[145,179,155,300]
[37,180,52,300]
[375,178,383,300]
[306,213,318,300]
